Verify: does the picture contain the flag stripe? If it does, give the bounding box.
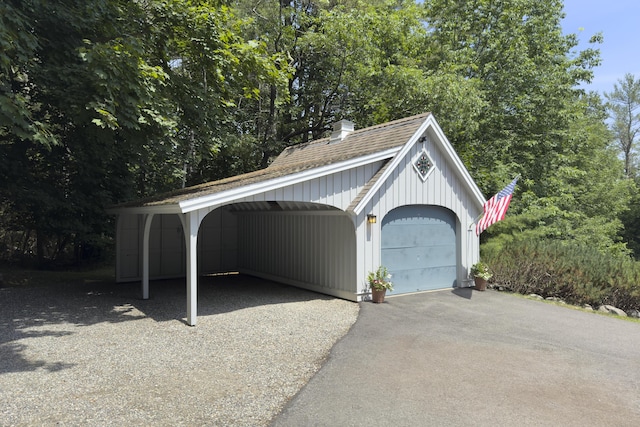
[476,178,518,236]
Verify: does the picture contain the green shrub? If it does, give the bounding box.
[483,239,640,311]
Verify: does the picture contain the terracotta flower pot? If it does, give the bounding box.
[474,277,487,291]
[371,288,386,303]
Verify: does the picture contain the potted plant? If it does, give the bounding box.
[470,261,492,291]
[367,265,393,303]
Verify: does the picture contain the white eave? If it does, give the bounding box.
[179,146,401,213]
[109,146,402,216]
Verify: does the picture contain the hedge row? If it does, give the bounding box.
[483,239,640,311]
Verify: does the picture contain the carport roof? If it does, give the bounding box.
[111,113,432,211]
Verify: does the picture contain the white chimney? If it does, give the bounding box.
[330,120,354,144]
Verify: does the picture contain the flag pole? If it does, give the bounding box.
[468,212,484,231]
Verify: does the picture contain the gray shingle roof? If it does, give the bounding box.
[113,113,431,209]
[271,112,431,168]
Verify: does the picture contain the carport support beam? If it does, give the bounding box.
[142,213,154,300]
[185,212,199,326]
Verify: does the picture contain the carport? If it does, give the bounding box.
[109,113,486,325]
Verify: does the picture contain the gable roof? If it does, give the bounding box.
[351,113,486,215]
[110,113,433,213]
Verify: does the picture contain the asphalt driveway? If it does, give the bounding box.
[271,289,640,426]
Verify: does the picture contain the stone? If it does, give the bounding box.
[627,309,640,318]
[545,296,566,304]
[582,304,593,311]
[597,305,628,317]
[528,294,544,300]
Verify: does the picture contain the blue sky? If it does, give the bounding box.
[562,0,640,94]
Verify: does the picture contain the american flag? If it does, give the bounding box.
[476,177,518,236]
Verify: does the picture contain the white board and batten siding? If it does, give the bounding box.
[232,161,384,300]
[355,130,480,297]
[116,208,237,282]
[243,160,385,211]
[116,214,185,282]
[198,207,238,273]
[236,212,357,300]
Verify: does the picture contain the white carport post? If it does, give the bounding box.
[141,213,155,300]
[183,211,199,326]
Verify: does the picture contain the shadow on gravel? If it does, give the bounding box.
[131,274,339,324]
[0,274,333,374]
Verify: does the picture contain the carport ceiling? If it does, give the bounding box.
[228,201,342,213]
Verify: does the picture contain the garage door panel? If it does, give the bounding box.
[382,246,456,269]
[382,206,457,294]
[391,266,457,292]
[382,224,455,249]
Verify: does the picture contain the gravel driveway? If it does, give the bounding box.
[0,275,359,426]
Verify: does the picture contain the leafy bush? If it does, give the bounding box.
[483,239,640,311]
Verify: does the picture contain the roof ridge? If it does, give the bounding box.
[348,112,431,137]
[274,112,431,162]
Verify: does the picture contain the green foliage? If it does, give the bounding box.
[620,179,640,259]
[1,0,638,271]
[480,91,632,256]
[470,261,492,280]
[0,0,290,266]
[234,0,432,154]
[484,239,640,311]
[367,265,394,291]
[0,0,56,147]
[605,73,640,177]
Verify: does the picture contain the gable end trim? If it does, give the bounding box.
[178,147,402,213]
[353,115,485,214]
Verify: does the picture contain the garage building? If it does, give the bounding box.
[110,113,486,325]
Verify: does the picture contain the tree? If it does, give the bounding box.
[136,0,290,187]
[0,0,289,266]
[482,92,633,255]
[605,73,640,177]
[1,0,170,265]
[0,1,55,147]
[420,0,636,253]
[620,178,640,259]
[423,0,602,189]
[233,0,470,161]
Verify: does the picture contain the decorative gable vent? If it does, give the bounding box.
[330,120,354,144]
[412,148,434,181]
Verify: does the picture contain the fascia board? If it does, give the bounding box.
[178,147,401,213]
[106,204,183,216]
[426,117,486,207]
